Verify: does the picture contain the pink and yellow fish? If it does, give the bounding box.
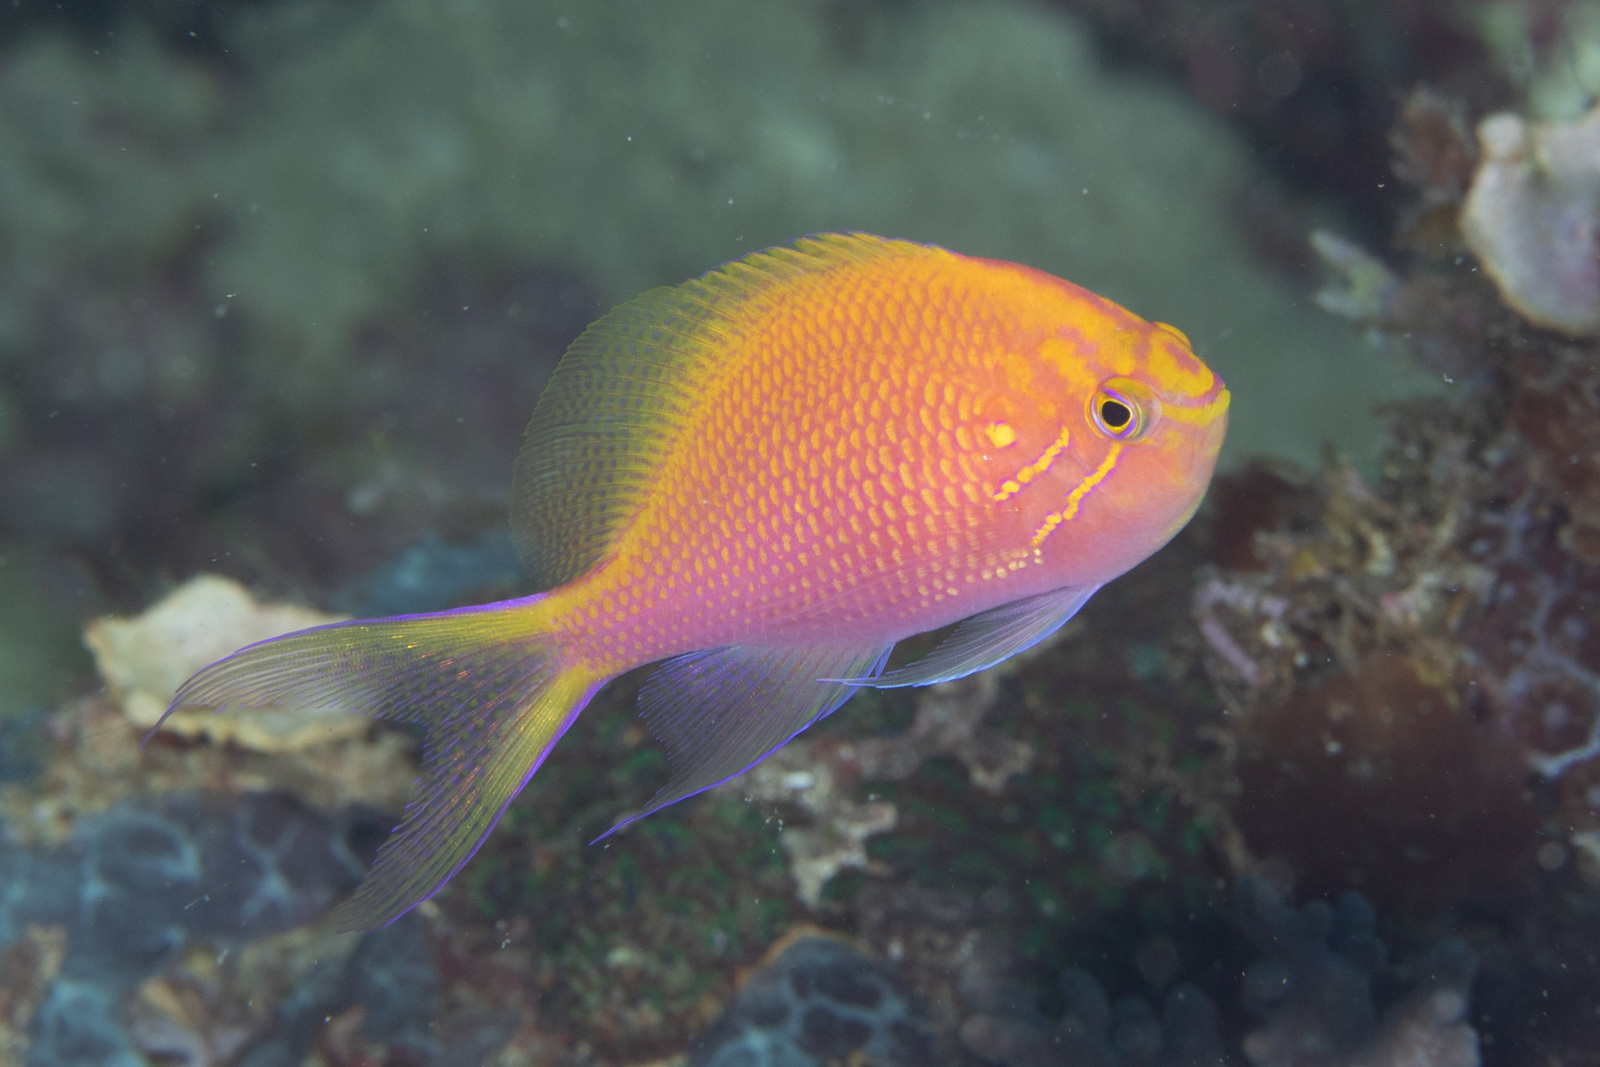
[160,234,1228,931]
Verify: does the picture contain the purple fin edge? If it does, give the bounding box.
[353,675,605,930]
[588,644,891,845]
[142,591,552,748]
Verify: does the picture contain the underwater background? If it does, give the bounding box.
[0,0,1597,1063]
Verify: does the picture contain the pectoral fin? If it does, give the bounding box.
[850,585,1098,689]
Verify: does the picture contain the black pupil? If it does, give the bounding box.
[1100,399,1132,430]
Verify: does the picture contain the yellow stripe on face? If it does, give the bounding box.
[1030,443,1123,547]
[1157,388,1231,427]
[992,425,1071,501]
[1147,324,1216,397]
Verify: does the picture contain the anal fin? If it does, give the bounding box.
[597,642,891,840]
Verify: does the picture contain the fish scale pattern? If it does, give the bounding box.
[571,245,1112,669]
[662,269,991,619]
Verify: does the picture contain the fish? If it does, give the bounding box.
[157,233,1229,931]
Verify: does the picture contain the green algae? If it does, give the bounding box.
[454,681,798,1060]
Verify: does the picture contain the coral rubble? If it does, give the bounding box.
[87,574,361,749]
[735,659,1039,908]
[1462,105,1600,337]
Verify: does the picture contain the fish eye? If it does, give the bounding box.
[1090,381,1154,440]
[1099,398,1133,430]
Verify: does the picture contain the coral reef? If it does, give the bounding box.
[793,544,1249,1061]
[0,693,418,854]
[8,2,1600,1065]
[1183,80,1600,1061]
[332,529,524,617]
[442,685,805,1062]
[1045,0,1512,236]
[1231,878,1477,1067]
[953,879,1478,1067]
[234,914,517,1067]
[960,961,1227,1067]
[685,931,938,1067]
[1192,451,1546,908]
[87,574,361,748]
[736,657,1041,908]
[0,789,389,1064]
[1472,0,1600,122]
[1199,90,1600,911]
[0,576,421,856]
[1461,104,1600,337]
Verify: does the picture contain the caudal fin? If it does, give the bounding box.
[157,599,603,931]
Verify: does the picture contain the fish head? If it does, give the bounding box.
[1077,320,1230,546]
[981,283,1229,585]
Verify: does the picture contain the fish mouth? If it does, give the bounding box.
[1161,380,1229,477]
[1186,391,1230,473]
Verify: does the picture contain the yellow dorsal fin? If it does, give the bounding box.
[510,232,943,590]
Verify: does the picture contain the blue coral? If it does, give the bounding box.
[687,935,937,1067]
[0,791,391,1065]
[236,913,524,1067]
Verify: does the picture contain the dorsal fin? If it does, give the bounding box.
[510,232,942,590]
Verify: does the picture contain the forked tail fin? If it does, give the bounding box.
[154,598,604,932]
